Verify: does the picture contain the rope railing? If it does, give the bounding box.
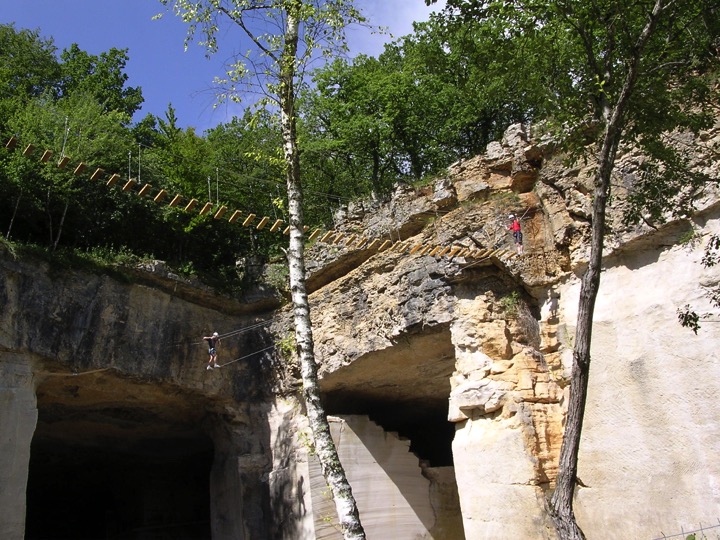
[653,520,720,539]
[3,133,520,265]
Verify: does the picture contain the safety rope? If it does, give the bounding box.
[216,344,277,368]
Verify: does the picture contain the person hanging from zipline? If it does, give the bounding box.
[203,332,221,370]
[508,214,524,254]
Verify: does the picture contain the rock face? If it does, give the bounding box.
[0,251,282,539]
[2,121,719,539]
[298,120,720,539]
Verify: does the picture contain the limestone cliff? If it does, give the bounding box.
[1,120,719,540]
[294,121,720,539]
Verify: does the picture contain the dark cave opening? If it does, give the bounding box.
[367,401,456,468]
[26,435,213,540]
[324,394,455,468]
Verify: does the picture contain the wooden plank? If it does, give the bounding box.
[90,168,104,181]
[283,226,291,235]
[428,246,442,256]
[228,210,242,223]
[5,136,17,150]
[308,229,322,241]
[366,239,381,250]
[448,246,462,257]
[153,189,168,203]
[122,179,136,192]
[137,184,152,197]
[199,202,213,216]
[256,216,270,229]
[40,150,53,163]
[168,194,182,207]
[184,198,198,212]
[269,219,284,232]
[473,249,487,259]
[73,162,87,176]
[378,240,392,251]
[409,244,423,254]
[332,233,345,244]
[355,237,369,249]
[22,144,35,157]
[214,206,228,219]
[438,246,451,257]
[320,231,335,243]
[57,155,70,169]
[344,234,357,246]
[242,213,256,226]
[106,173,120,187]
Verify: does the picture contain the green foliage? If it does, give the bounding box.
[678,305,702,335]
[59,44,142,119]
[499,291,521,317]
[263,262,290,294]
[702,235,720,268]
[0,24,61,131]
[156,0,366,107]
[679,234,720,333]
[82,245,141,267]
[300,14,548,191]
[277,332,296,362]
[0,235,18,259]
[678,229,698,246]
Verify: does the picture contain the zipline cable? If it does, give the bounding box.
[180,318,275,347]
[217,344,277,368]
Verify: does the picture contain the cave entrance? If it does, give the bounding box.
[321,326,457,467]
[325,395,455,467]
[25,370,214,540]
[318,327,465,538]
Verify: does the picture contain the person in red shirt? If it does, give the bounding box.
[508,214,524,254]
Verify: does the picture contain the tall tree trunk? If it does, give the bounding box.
[6,191,22,239]
[52,199,69,252]
[46,190,54,248]
[549,2,667,538]
[279,6,365,539]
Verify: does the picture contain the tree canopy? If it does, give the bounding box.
[426,1,719,538]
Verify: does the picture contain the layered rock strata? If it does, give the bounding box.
[2,119,719,539]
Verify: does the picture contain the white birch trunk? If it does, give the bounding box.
[279,6,365,539]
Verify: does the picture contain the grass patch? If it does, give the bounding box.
[499,291,521,317]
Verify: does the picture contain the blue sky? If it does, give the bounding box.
[2,0,444,133]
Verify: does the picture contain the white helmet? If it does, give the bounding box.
[509,214,515,219]
[213,332,219,337]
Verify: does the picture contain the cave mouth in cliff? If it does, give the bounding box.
[326,395,455,467]
[368,399,455,468]
[25,435,213,540]
[25,374,214,540]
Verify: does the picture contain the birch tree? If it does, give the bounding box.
[429,0,718,538]
[156,1,366,537]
